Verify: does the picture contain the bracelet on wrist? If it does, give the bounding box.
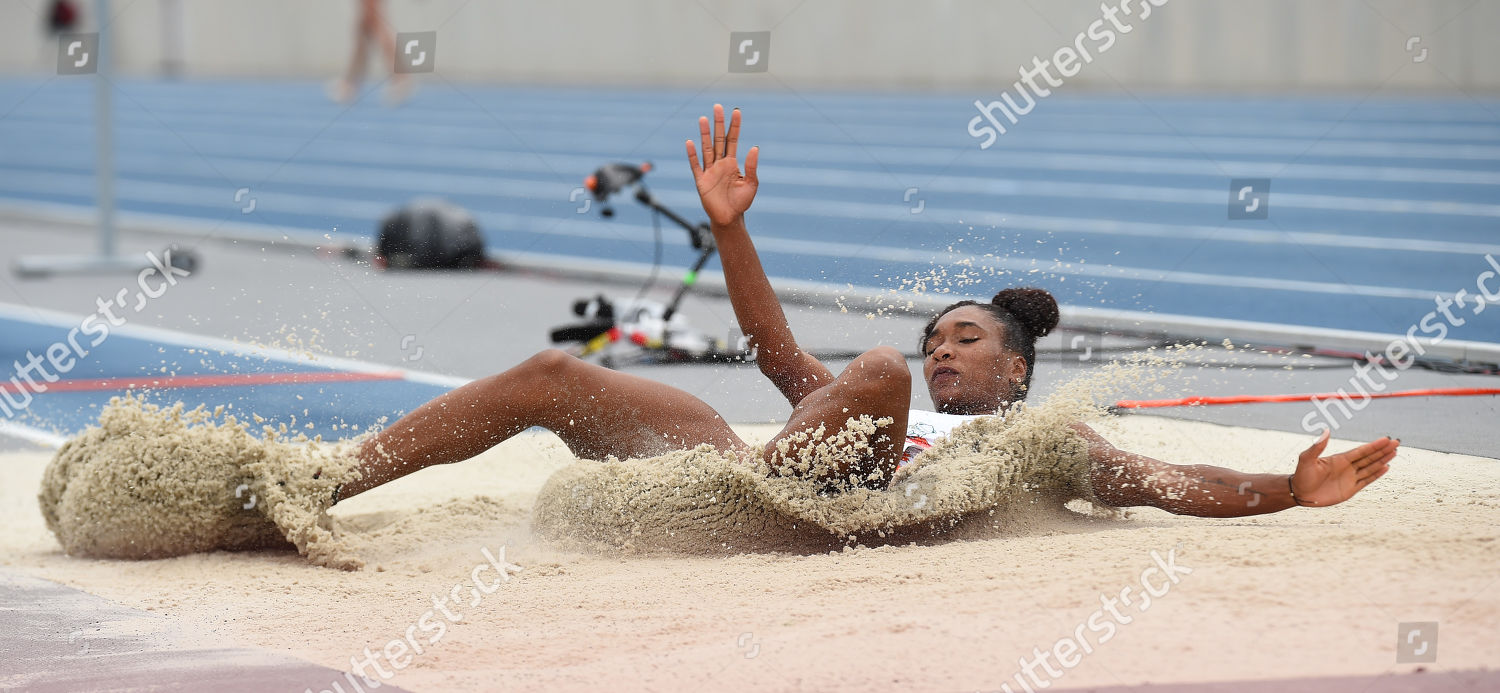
[1288,475,1307,507]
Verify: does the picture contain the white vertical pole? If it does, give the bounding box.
[160,0,184,78]
[11,0,162,277]
[95,0,116,258]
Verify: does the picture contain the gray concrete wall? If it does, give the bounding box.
[1,0,1495,91]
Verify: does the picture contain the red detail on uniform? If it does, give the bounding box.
[629,332,649,346]
[900,436,932,465]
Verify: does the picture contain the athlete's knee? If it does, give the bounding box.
[480,350,570,394]
[854,346,909,383]
[517,348,581,381]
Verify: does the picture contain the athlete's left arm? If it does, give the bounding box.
[1071,424,1398,517]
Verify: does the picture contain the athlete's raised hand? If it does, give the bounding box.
[1289,431,1398,507]
[686,104,759,227]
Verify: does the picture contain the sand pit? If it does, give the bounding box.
[35,374,1111,566]
[3,408,1496,691]
[531,405,1101,555]
[38,352,1168,573]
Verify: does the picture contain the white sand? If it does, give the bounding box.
[3,415,1497,691]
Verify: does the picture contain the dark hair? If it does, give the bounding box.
[918,287,1060,398]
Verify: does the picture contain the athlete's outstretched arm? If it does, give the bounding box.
[1074,424,1398,517]
[687,104,833,406]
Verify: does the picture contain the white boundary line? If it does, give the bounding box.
[0,301,473,449]
[8,97,1500,158]
[12,119,1500,185]
[0,419,69,449]
[0,302,474,390]
[6,144,1500,219]
[12,93,1500,140]
[491,248,1500,365]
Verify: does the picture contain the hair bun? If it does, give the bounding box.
[992,287,1059,340]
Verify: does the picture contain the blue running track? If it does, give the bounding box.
[1,79,1497,341]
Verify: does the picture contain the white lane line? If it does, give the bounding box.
[14,89,1497,142]
[751,165,1500,217]
[0,302,470,448]
[926,150,1500,186]
[487,209,1451,302]
[930,210,1500,256]
[0,303,472,390]
[9,100,1500,163]
[18,80,1500,137]
[16,83,1496,121]
[15,91,1500,141]
[0,419,69,448]
[9,117,1500,187]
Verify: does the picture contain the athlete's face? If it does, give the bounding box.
[920,306,1027,415]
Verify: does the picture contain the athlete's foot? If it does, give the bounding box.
[382,76,414,106]
[326,78,358,104]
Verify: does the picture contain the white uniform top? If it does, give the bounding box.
[900,409,991,467]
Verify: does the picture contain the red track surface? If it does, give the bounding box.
[0,370,405,395]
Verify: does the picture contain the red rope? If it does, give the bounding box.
[1115,387,1500,409]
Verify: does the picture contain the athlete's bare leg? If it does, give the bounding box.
[342,344,910,500]
[336,0,406,102]
[339,349,744,499]
[368,0,399,71]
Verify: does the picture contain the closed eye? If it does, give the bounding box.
[960,338,979,344]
